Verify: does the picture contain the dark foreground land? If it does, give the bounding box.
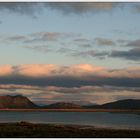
[0,122,140,138]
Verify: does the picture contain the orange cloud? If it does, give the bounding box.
[70,64,103,73]
[0,65,13,76]
[0,64,139,79]
[15,64,58,77]
[0,84,40,90]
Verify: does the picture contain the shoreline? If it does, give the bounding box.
[0,108,140,112]
[0,122,140,138]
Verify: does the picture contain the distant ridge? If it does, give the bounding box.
[85,99,140,109]
[0,95,140,110]
[44,102,82,109]
[0,95,37,109]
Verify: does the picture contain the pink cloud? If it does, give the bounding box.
[0,64,139,79]
[0,84,40,90]
[0,65,13,76]
[15,64,58,77]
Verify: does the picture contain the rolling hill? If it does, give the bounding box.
[0,95,37,109]
[85,99,140,109]
[43,102,82,109]
[0,95,139,110]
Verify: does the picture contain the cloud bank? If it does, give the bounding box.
[0,64,139,88]
[0,2,43,17]
[0,2,139,17]
[2,31,140,61]
[46,2,120,15]
[0,84,139,105]
[0,2,120,16]
[110,47,140,61]
[126,39,140,47]
[0,64,139,104]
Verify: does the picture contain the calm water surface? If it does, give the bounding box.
[0,112,139,130]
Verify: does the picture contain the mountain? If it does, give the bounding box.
[0,95,37,109]
[35,100,96,106]
[0,95,140,110]
[44,102,82,109]
[86,99,140,109]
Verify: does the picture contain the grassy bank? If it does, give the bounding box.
[0,122,140,138]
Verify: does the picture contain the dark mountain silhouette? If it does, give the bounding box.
[0,95,140,110]
[0,95,37,109]
[85,99,140,109]
[43,102,82,109]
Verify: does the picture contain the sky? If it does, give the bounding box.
[0,2,140,105]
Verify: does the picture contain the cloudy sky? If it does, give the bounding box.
[0,2,140,105]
